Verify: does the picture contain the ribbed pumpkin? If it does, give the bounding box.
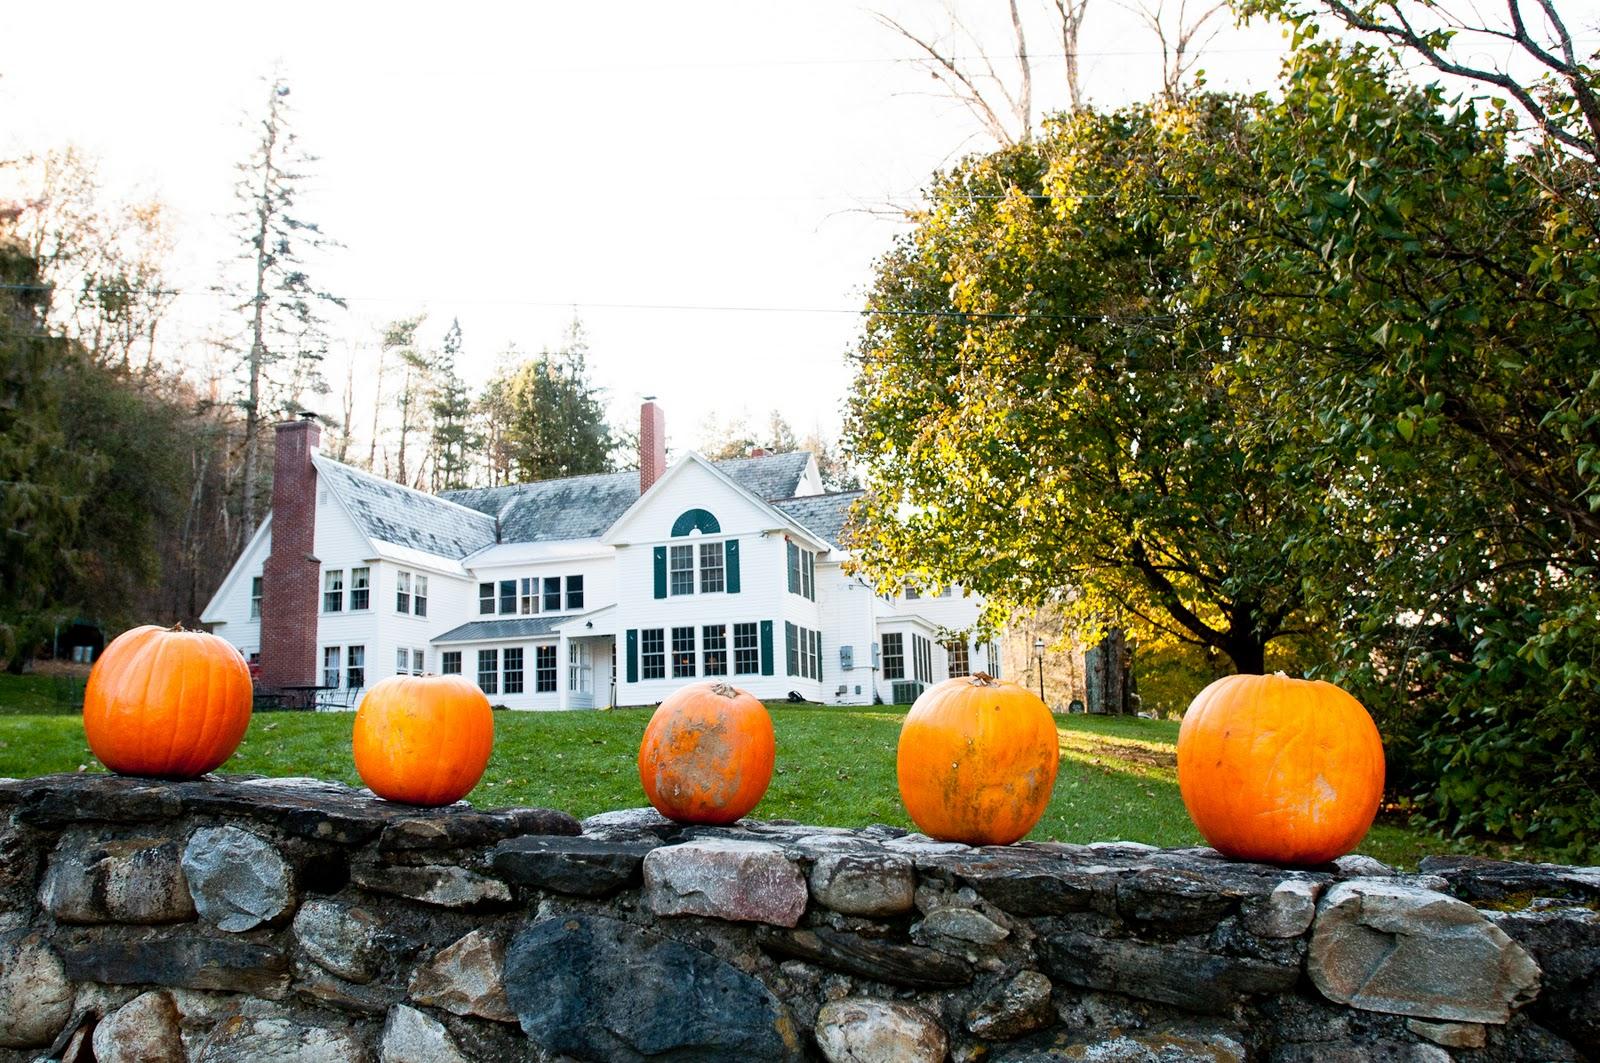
[896,673,1060,846]
[638,681,775,825]
[352,674,494,806]
[83,625,253,779]
[1177,672,1385,865]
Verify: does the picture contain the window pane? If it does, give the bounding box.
[669,545,695,596]
[351,567,370,610]
[786,622,798,677]
[536,645,557,692]
[500,580,516,614]
[544,576,561,612]
[323,570,343,613]
[882,633,904,681]
[787,542,800,593]
[567,574,584,610]
[699,542,724,593]
[702,624,727,676]
[733,623,759,675]
[396,648,409,673]
[479,582,495,615]
[250,577,263,619]
[323,646,340,688]
[347,645,366,689]
[672,626,696,678]
[520,577,536,614]
[642,628,666,680]
[414,576,428,617]
[414,649,425,673]
[442,651,461,675]
[803,552,815,599]
[396,571,411,614]
[478,649,499,694]
[946,640,970,678]
[504,647,524,694]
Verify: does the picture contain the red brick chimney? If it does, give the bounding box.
[640,399,667,494]
[259,414,321,691]
[749,446,770,458]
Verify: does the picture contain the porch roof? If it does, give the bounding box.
[430,617,565,644]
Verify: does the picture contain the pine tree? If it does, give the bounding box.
[502,320,617,482]
[428,318,476,491]
[229,76,344,545]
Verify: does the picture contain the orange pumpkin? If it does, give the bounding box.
[896,673,1060,846]
[638,681,775,825]
[83,625,253,779]
[352,674,494,806]
[1177,672,1385,865]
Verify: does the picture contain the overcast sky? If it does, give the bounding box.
[5,2,1300,450]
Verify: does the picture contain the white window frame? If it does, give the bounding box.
[535,645,557,692]
[504,647,525,694]
[350,567,370,611]
[323,569,344,613]
[669,545,695,596]
[413,575,428,618]
[250,576,263,619]
[323,646,341,688]
[478,649,499,694]
[882,633,905,681]
[347,645,366,689]
[442,650,462,675]
[396,571,412,614]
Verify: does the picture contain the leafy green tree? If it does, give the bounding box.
[428,318,476,491]
[846,95,1324,675]
[500,321,617,482]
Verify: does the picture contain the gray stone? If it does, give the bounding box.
[883,834,972,856]
[912,906,1010,949]
[1406,1018,1487,1048]
[0,928,73,1048]
[1042,931,1299,1014]
[350,862,512,907]
[967,970,1054,1040]
[579,806,679,837]
[1241,879,1321,938]
[1332,854,1394,877]
[755,925,973,987]
[40,831,195,924]
[1486,903,1600,1049]
[182,826,293,932]
[54,925,288,996]
[293,953,405,1014]
[642,837,807,926]
[994,1029,1247,1062]
[504,913,803,1061]
[377,805,579,851]
[491,834,658,896]
[380,1005,470,1063]
[1418,854,1600,905]
[195,1016,371,1063]
[809,851,916,916]
[91,990,184,1063]
[814,998,947,1063]
[408,928,515,1023]
[293,898,384,983]
[1308,879,1542,1023]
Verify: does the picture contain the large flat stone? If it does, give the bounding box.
[92,990,185,1063]
[40,830,195,924]
[1418,856,1600,905]
[54,925,288,995]
[182,826,294,932]
[1308,879,1542,1023]
[408,928,515,1023]
[0,928,73,1048]
[809,851,916,917]
[1041,931,1299,1014]
[815,998,947,1063]
[491,834,658,896]
[505,913,803,1061]
[642,837,807,926]
[755,925,973,987]
[350,862,512,908]
[378,805,579,851]
[195,1016,371,1063]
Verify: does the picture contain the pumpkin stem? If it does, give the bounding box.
[968,672,999,686]
[709,682,741,699]
[169,623,187,633]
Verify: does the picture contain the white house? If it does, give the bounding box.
[201,402,1000,709]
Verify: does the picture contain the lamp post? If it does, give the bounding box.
[1034,638,1047,707]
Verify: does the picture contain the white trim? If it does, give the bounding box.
[200,513,272,625]
[601,452,830,551]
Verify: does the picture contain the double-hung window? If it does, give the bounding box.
[250,576,263,619]
[479,582,495,615]
[882,633,905,681]
[535,646,557,692]
[672,627,696,678]
[566,575,585,610]
[441,651,462,675]
[543,576,562,612]
[641,629,666,680]
[807,629,821,680]
[478,649,499,694]
[350,567,370,610]
[499,580,516,615]
[698,542,725,593]
[347,645,366,689]
[946,640,970,678]
[503,648,524,694]
[669,545,695,596]
[520,577,538,614]
[323,570,343,613]
[413,575,428,617]
[323,647,341,688]
[702,625,727,676]
[396,571,412,613]
[733,623,760,675]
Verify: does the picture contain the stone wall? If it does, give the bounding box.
[0,774,1595,1063]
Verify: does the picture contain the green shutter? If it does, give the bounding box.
[724,539,740,594]
[626,629,638,683]
[652,547,667,599]
[760,621,774,676]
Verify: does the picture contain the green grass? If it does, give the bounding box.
[0,697,1534,869]
[0,672,86,715]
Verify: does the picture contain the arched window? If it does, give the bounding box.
[670,508,721,537]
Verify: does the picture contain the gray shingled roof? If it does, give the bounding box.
[774,491,864,548]
[439,453,815,546]
[431,617,566,643]
[316,459,497,559]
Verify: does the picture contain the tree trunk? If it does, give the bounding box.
[1221,636,1267,675]
[1084,628,1130,714]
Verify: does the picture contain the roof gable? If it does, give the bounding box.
[314,457,497,560]
[602,452,830,548]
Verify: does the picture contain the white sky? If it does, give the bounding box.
[2,1,1306,450]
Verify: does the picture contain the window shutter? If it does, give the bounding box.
[626,629,639,683]
[652,547,667,599]
[724,539,740,594]
[760,621,774,676]
[785,622,796,677]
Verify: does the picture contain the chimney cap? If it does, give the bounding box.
[642,395,657,402]
[298,410,318,422]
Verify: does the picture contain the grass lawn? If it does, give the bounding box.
[0,681,1524,869]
